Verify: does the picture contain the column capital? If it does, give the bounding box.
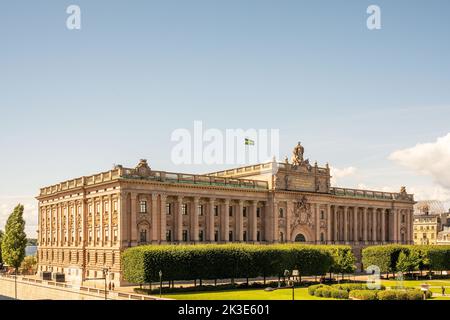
[177,196,184,203]
[193,196,200,203]
[151,193,158,200]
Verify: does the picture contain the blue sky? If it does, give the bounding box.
[1,0,450,236]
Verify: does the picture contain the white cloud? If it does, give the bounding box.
[0,196,38,238]
[330,166,357,185]
[389,133,450,189]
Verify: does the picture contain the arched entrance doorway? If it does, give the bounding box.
[294,233,306,242]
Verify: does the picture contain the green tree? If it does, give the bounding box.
[0,229,4,264]
[20,255,37,275]
[396,250,420,277]
[1,204,27,272]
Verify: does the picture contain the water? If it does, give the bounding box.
[25,246,37,256]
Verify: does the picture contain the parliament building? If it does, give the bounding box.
[36,143,415,286]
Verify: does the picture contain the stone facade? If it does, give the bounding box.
[36,144,415,286]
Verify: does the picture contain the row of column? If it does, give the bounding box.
[123,192,264,245]
[329,206,412,243]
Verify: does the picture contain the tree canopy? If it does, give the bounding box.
[1,204,27,270]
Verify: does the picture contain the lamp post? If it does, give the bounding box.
[283,270,294,301]
[159,270,163,298]
[103,267,110,300]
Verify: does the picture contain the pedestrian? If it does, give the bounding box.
[442,286,445,296]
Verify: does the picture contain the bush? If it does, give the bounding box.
[314,287,326,297]
[123,244,337,284]
[349,290,378,300]
[376,289,429,300]
[308,284,325,296]
[330,289,349,299]
[332,283,385,291]
[377,290,398,300]
[362,245,450,274]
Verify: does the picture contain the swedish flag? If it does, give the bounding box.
[245,138,255,146]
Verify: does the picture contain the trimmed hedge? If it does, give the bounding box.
[362,245,450,274]
[349,290,379,300]
[377,289,429,300]
[122,244,351,283]
[312,285,349,299]
[331,283,386,292]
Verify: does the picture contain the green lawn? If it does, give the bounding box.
[162,279,450,300]
[163,287,334,300]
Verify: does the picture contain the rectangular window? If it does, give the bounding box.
[166,230,172,241]
[198,205,203,216]
[229,231,233,242]
[243,207,247,217]
[89,230,92,242]
[243,231,247,241]
[182,230,188,241]
[182,204,188,215]
[257,207,261,218]
[140,200,147,213]
[105,229,109,242]
[96,228,100,242]
[96,203,100,214]
[114,229,118,242]
[229,206,233,217]
[257,231,261,241]
[166,203,171,215]
[104,201,109,213]
[214,230,219,241]
[199,230,204,241]
[214,205,219,217]
[113,201,118,212]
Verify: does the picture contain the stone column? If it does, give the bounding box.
[236,200,244,241]
[221,199,230,242]
[91,202,96,246]
[264,201,272,242]
[381,209,386,243]
[108,195,113,246]
[326,204,332,243]
[333,205,338,241]
[250,200,258,242]
[315,203,320,243]
[353,207,358,243]
[119,192,127,247]
[192,197,200,242]
[207,198,216,241]
[176,197,183,242]
[343,206,348,242]
[286,201,294,243]
[393,209,398,243]
[363,207,368,242]
[160,194,167,243]
[151,194,158,242]
[273,201,279,242]
[130,194,137,246]
[81,200,86,247]
[372,208,377,242]
[409,210,414,244]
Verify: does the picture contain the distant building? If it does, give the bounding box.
[437,226,450,245]
[413,201,448,245]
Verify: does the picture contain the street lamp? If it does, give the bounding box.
[103,267,110,300]
[159,270,163,298]
[283,270,295,301]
